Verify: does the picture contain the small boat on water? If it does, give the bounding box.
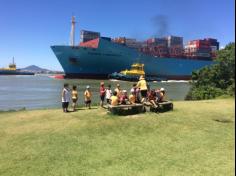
[0,58,34,76]
[48,74,65,79]
[108,63,166,82]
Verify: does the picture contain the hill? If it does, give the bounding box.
[21,65,49,72]
[0,99,234,176]
[21,65,63,74]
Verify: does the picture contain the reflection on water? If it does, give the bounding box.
[0,75,191,110]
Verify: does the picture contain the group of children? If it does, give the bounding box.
[61,83,92,113]
[102,83,166,108]
[61,77,166,113]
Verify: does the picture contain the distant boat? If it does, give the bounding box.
[48,74,65,79]
[0,58,34,75]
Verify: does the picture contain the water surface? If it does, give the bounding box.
[0,75,191,110]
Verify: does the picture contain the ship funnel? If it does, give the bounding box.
[70,16,76,46]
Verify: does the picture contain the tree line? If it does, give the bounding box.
[186,42,235,100]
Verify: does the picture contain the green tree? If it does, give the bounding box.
[185,43,235,100]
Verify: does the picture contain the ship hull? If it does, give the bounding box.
[51,38,214,80]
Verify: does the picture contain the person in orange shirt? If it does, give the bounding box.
[84,85,92,109]
[110,91,119,106]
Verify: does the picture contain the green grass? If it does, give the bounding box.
[0,99,234,176]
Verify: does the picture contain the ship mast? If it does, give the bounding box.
[70,16,76,46]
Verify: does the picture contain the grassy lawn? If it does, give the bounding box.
[0,99,234,176]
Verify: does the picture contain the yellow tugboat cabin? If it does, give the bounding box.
[120,63,145,76]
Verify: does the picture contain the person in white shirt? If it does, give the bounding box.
[105,85,112,104]
[61,83,70,112]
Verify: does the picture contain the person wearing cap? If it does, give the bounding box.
[156,88,166,102]
[159,88,166,102]
[84,85,92,109]
[120,90,128,105]
[99,82,106,107]
[114,83,122,98]
[136,75,148,103]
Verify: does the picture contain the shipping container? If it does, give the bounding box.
[80,30,100,42]
[166,36,183,48]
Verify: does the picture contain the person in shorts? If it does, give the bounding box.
[71,85,78,111]
[61,83,70,112]
[99,82,106,107]
[136,75,148,103]
[84,85,92,109]
[148,89,158,108]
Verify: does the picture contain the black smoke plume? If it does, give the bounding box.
[152,15,169,37]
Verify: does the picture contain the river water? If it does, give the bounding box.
[0,75,191,110]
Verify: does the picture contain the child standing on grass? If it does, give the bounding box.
[61,83,70,113]
[99,82,106,107]
[71,85,78,111]
[105,85,112,104]
[84,85,92,109]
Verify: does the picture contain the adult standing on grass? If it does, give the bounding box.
[84,85,92,109]
[99,82,106,107]
[71,85,78,111]
[61,83,70,113]
[136,75,148,103]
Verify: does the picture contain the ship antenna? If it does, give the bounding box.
[70,15,76,46]
[13,57,15,64]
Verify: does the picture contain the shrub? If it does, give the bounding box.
[185,43,235,100]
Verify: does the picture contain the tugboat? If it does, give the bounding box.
[0,58,35,75]
[108,63,165,82]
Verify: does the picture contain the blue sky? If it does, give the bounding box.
[0,0,235,70]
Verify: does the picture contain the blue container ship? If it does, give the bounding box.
[51,38,215,80]
[51,17,217,80]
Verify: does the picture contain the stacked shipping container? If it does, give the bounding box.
[78,29,219,60]
[80,30,100,42]
[140,36,183,57]
[113,37,143,49]
[184,38,219,59]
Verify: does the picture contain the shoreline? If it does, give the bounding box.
[0,97,233,113]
